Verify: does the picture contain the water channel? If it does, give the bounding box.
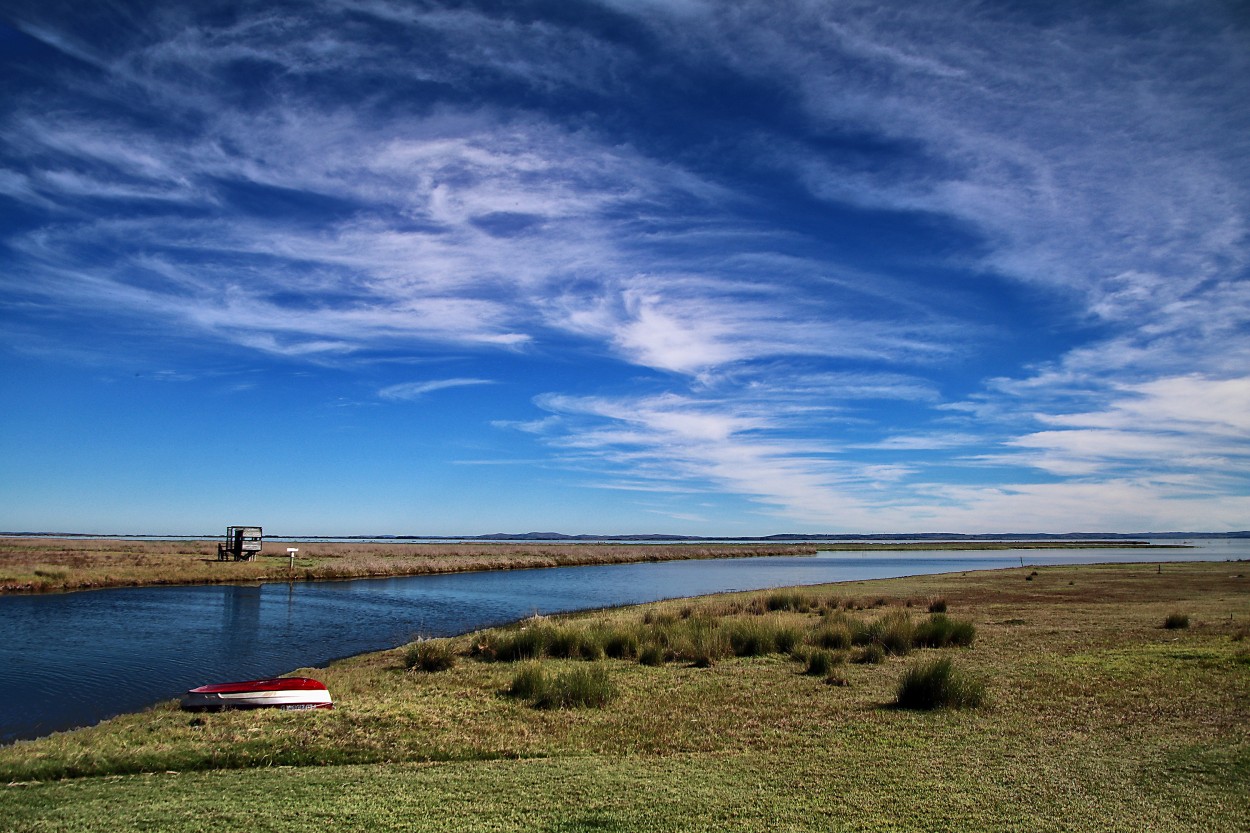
[3,539,1245,743]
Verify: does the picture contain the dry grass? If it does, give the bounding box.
[0,537,1165,595]
[0,538,819,593]
[1,562,1247,831]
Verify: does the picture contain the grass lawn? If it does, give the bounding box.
[3,561,1247,832]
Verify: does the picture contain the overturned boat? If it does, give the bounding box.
[181,677,333,711]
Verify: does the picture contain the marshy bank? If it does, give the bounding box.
[0,537,1164,594]
[2,561,1247,832]
[0,538,818,594]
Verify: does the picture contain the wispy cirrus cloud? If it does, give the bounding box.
[379,378,495,401]
[1003,375,1250,479]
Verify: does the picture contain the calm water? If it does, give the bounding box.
[2,539,1244,743]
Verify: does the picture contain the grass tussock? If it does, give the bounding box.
[637,644,665,666]
[913,613,977,648]
[894,657,987,710]
[1164,612,1191,629]
[868,610,915,655]
[803,649,844,677]
[852,642,886,665]
[467,603,977,677]
[404,640,457,673]
[811,620,854,650]
[507,663,548,700]
[507,663,618,709]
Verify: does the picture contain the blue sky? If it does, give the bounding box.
[2,0,1248,535]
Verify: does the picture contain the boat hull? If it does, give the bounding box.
[181,677,333,711]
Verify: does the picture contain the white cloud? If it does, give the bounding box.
[379,378,496,401]
[609,0,1250,381]
[1002,375,1250,479]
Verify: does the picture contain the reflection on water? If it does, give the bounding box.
[1,540,1243,743]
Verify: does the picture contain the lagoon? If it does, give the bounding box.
[2,539,1243,743]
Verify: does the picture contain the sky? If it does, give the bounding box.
[1,0,1248,536]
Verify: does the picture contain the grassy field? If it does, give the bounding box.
[0,537,1159,594]
[3,560,1247,831]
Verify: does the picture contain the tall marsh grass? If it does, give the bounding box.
[507,663,618,709]
[468,601,977,674]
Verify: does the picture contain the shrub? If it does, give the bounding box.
[927,599,948,614]
[1163,612,1190,630]
[404,640,457,672]
[533,664,618,709]
[894,657,986,710]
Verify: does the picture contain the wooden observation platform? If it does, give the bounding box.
[217,526,263,561]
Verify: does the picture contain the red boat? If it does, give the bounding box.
[181,677,333,711]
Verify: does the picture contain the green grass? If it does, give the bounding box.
[2,562,1247,832]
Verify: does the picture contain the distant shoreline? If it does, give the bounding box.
[0,536,1181,596]
[3,530,1245,541]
